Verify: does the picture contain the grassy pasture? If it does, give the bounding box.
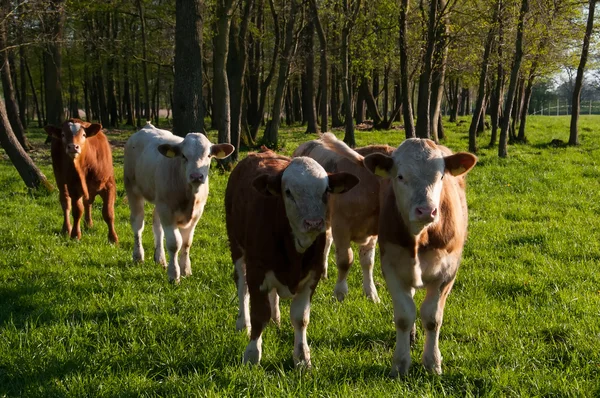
[1,116,600,397]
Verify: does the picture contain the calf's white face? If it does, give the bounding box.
[364,139,476,235]
[157,133,234,193]
[253,157,359,252]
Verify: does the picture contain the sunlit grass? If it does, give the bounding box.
[0,116,599,396]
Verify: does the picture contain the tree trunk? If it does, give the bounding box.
[123,55,134,126]
[468,1,498,153]
[41,1,66,127]
[227,0,253,163]
[173,0,205,137]
[499,0,528,157]
[361,77,383,126]
[251,0,280,140]
[489,3,504,148]
[213,0,235,149]
[569,0,596,146]
[383,66,389,124]
[309,0,328,132]
[331,65,342,127]
[517,70,535,142]
[447,77,459,122]
[0,2,28,149]
[137,0,151,120]
[399,0,415,138]
[106,13,118,127]
[246,0,263,137]
[430,0,448,143]
[0,99,52,191]
[18,37,27,127]
[263,0,298,147]
[303,18,318,134]
[25,60,42,127]
[415,0,438,139]
[341,0,361,147]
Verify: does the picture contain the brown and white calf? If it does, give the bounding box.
[44,119,118,243]
[294,139,395,302]
[321,133,476,376]
[225,149,358,367]
[124,122,234,283]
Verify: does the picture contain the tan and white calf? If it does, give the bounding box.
[124,122,234,283]
[294,138,395,302]
[321,133,477,376]
[225,149,358,367]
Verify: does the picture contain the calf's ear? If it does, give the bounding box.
[327,172,360,194]
[84,123,103,137]
[252,173,283,196]
[44,126,62,139]
[444,152,477,176]
[157,144,182,158]
[363,153,394,177]
[210,143,235,159]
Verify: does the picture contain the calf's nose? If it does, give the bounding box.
[67,144,80,152]
[189,173,205,184]
[303,218,324,231]
[415,206,437,222]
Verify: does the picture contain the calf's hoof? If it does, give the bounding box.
[389,358,411,378]
[154,251,167,268]
[334,282,348,302]
[364,287,380,303]
[108,233,118,244]
[236,316,250,334]
[293,345,311,369]
[133,252,144,263]
[243,343,261,365]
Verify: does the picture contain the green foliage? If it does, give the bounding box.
[1,117,600,396]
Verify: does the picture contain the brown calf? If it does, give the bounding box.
[44,119,118,243]
[225,149,358,367]
[294,140,395,302]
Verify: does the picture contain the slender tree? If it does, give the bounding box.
[309,0,328,132]
[341,0,361,147]
[399,0,415,138]
[499,0,528,158]
[569,0,597,146]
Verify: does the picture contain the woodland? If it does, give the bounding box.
[0,0,598,190]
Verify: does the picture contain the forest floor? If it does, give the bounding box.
[1,116,599,396]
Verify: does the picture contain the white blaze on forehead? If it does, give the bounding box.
[282,157,328,191]
[68,122,81,135]
[392,139,445,177]
[181,133,211,160]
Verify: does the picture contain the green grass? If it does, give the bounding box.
[1,116,600,396]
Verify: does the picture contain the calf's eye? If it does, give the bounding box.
[398,175,404,181]
[285,189,293,199]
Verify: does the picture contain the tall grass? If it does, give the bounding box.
[0,116,599,396]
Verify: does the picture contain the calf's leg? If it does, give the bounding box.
[127,193,146,262]
[333,234,353,302]
[99,184,118,243]
[163,224,183,283]
[290,282,314,368]
[382,256,416,378]
[152,208,166,268]
[269,290,280,326]
[58,185,71,235]
[321,228,333,279]
[178,218,199,277]
[420,278,455,375]
[70,196,84,240]
[84,194,94,229]
[234,257,250,333]
[244,287,270,365]
[359,236,380,302]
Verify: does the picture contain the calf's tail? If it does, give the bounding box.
[319,133,365,167]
